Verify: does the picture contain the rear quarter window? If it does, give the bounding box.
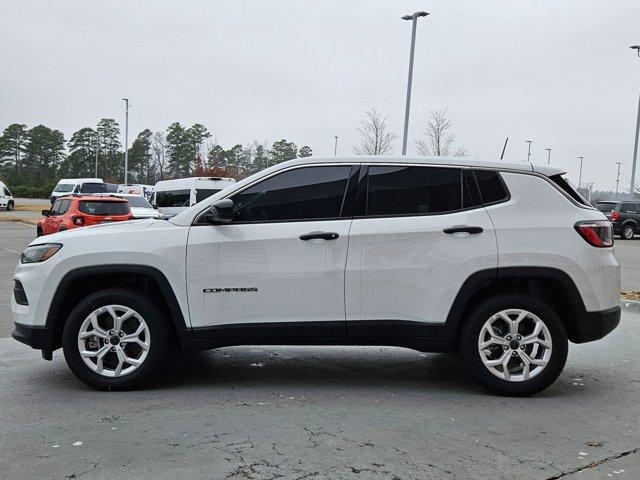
[547,174,590,206]
[79,201,130,216]
[474,170,509,204]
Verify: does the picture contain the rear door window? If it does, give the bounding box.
[366,166,464,216]
[620,202,637,214]
[78,201,130,216]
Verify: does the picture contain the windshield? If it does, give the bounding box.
[195,188,221,203]
[125,196,152,208]
[155,189,190,208]
[596,202,617,213]
[54,183,74,193]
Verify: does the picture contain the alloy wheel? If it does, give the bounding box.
[477,308,552,382]
[77,305,150,377]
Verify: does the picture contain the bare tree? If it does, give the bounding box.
[415,108,467,157]
[151,131,168,180]
[353,107,396,155]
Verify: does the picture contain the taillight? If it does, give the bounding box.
[611,211,619,222]
[574,220,613,248]
[72,216,85,226]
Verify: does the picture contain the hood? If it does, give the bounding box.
[130,206,160,218]
[31,219,157,246]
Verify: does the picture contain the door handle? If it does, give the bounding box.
[299,231,340,241]
[443,226,483,235]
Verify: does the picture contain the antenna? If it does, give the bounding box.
[500,137,509,160]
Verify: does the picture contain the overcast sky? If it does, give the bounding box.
[1,1,639,191]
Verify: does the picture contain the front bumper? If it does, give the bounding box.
[572,306,621,343]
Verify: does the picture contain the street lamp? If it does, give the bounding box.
[525,140,533,163]
[545,148,553,165]
[629,45,640,196]
[401,11,429,156]
[122,98,130,184]
[578,156,585,189]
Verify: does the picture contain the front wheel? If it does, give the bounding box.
[459,294,568,396]
[6,201,14,211]
[622,225,635,240]
[62,288,171,390]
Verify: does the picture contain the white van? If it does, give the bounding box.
[117,184,154,201]
[151,177,236,216]
[50,178,104,203]
[0,180,14,211]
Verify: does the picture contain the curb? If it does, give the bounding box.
[0,217,38,226]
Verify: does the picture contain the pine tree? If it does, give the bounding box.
[0,124,29,173]
[298,145,313,157]
[269,139,298,165]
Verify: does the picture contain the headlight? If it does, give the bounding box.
[20,243,62,264]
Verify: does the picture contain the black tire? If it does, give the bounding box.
[622,225,635,240]
[62,288,172,390]
[458,293,568,396]
[6,201,14,211]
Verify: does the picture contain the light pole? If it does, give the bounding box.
[334,136,338,156]
[122,98,130,184]
[525,140,533,163]
[578,156,584,189]
[545,148,553,165]
[615,161,622,199]
[401,11,429,156]
[629,45,640,196]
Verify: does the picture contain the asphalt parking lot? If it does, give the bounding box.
[0,221,639,479]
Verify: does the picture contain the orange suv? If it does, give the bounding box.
[37,195,132,236]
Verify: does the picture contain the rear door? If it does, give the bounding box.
[345,165,498,333]
[186,164,358,336]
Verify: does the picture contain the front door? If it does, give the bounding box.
[345,165,498,334]
[186,164,357,338]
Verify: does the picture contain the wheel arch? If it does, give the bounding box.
[446,267,589,344]
[46,265,191,350]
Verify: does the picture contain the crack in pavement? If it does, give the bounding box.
[546,447,639,479]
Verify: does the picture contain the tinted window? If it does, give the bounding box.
[366,166,463,216]
[155,189,191,208]
[232,166,351,222]
[78,201,130,216]
[548,174,589,206]
[474,170,509,204]
[196,188,221,203]
[596,202,617,213]
[81,183,106,194]
[3,187,10,196]
[621,202,637,214]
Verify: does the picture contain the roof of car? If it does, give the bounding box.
[273,155,566,176]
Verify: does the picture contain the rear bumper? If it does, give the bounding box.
[573,306,621,343]
[12,322,56,350]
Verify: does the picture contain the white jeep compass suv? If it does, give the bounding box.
[12,156,620,396]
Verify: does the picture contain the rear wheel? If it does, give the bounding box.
[62,288,171,390]
[622,225,635,240]
[459,293,568,396]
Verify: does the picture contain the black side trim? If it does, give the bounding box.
[46,265,190,349]
[575,306,621,343]
[192,321,347,339]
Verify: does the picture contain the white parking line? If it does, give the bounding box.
[0,244,20,254]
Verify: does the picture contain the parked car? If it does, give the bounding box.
[36,195,132,236]
[13,156,620,396]
[95,193,160,219]
[151,177,236,217]
[596,200,640,239]
[50,178,103,203]
[0,180,14,211]
[117,184,154,201]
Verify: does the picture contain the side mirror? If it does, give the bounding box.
[204,199,234,224]
[41,209,50,217]
[152,204,159,210]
